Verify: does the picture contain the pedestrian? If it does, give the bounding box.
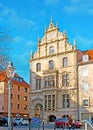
[69,116,75,130]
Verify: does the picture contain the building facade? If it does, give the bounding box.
[30,20,79,122]
[78,50,93,120]
[0,70,30,118]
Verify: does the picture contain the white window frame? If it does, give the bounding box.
[82,83,88,91]
[82,68,88,76]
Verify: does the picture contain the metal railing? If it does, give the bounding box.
[82,120,93,130]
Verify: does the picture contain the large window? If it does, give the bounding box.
[82,68,88,76]
[62,94,70,108]
[49,46,54,54]
[83,98,89,107]
[49,60,54,69]
[63,57,68,67]
[82,83,88,91]
[44,95,55,110]
[36,79,41,89]
[62,74,69,86]
[45,75,55,88]
[36,63,41,71]
[24,88,27,92]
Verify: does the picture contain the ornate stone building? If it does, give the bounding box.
[30,20,78,122]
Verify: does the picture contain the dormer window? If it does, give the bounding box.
[13,77,23,82]
[82,55,89,62]
[49,46,54,54]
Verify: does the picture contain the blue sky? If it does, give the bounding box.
[0,0,93,83]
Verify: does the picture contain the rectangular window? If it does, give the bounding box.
[83,99,89,107]
[62,74,69,86]
[44,95,55,110]
[36,63,41,71]
[24,96,27,101]
[49,46,54,54]
[36,79,41,89]
[49,60,54,69]
[63,57,68,67]
[82,83,88,91]
[24,88,27,92]
[62,94,70,108]
[18,95,20,100]
[48,95,51,110]
[45,95,47,110]
[24,105,27,110]
[17,104,20,109]
[52,95,55,110]
[45,76,55,88]
[82,68,88,76]
[18,86,20,91]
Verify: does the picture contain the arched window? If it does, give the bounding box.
[49,46,54,54]
[49,60,54,69]
[36,63,41,71]
[63,57,68,67]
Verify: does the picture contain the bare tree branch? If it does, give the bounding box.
[0,26,12,71]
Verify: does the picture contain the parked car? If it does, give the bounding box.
[21,119,29,125]
[13,118,23,126]
[55,117,69,128]
[73,120,83,128]
[0,117,8,126]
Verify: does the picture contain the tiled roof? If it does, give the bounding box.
[84,50,93,60]
[78,49,93,65]
[0,70,7,81]
[0,70,30,88]
[77,50,83,62]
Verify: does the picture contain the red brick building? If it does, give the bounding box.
[0,70,30,118]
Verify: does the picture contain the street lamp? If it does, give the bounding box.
[6,61,16,130]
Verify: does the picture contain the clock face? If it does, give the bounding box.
[47,32,56,40]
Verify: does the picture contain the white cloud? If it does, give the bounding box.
[0,5,36,28]
[63,0,93,15]
[13,36,25,43]
[75,35,93,50]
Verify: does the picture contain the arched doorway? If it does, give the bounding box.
[49,115,56,122]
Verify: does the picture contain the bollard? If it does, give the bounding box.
[43,120,44,130]
[11,118,13,130]
[54,123,56,130]
[84,122,87,130]
[28,118,31,130]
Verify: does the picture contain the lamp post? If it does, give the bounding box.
[6,62,16,130]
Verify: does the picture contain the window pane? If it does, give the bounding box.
[63,57,68,67]
[49,60,54,69]
[49,46,54,54]
[62,74,69,86]
[36,63,41,71]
